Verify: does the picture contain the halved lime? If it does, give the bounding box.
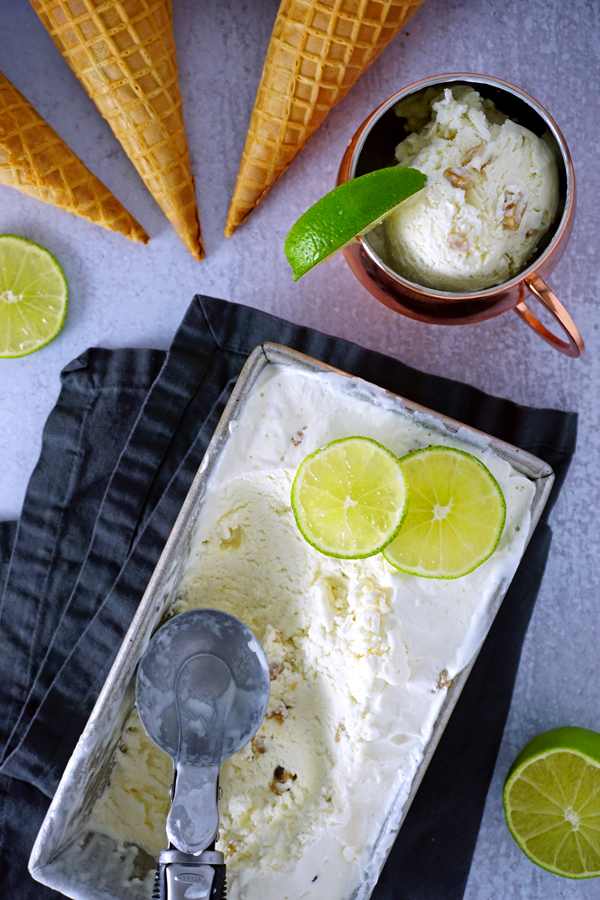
[284,166,426,280]
[0,235,68,359]
[291,436,409,559]
[504,726,600,878]
[383,446,505,578]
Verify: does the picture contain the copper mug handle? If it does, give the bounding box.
[514,274,584,358]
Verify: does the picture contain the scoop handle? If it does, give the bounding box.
[167,763,220,855]
[514,273,584,357]
[152,849,226,900]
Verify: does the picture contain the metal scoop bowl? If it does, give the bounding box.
[136,609,270,900]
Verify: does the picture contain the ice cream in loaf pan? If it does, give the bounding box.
[89,364,535,900]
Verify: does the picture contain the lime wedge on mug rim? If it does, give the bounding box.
[0,234,68,359]
[504,726,600,879]
[383,445,506,578]
[284,166,426,280]
[291,435,409,559]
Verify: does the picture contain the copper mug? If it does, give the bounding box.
[338,74,584,358]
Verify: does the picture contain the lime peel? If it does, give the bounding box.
[0,235,68,359]
[284,166,426,280]
[291,436,409,559]
[504,726,600,879]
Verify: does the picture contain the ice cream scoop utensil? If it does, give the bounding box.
[136,609,270,900]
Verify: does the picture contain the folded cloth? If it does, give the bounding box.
[0,296,577,900]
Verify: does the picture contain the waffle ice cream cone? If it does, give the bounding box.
[0,70,148,242]
[31,0,203,260]
[225,0,426,237]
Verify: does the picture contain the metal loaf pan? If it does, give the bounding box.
[29,343,554,900]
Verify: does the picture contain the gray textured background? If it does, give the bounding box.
[0,0,599,897]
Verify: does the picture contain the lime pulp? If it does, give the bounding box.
[383,445,506,578]
[0,235,68,359]
[291,436,409,559]
[504,726,600,878]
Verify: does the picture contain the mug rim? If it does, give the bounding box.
[345,72,575,301]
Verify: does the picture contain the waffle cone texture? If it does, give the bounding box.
[0,69,148,241]
[31,0,203,260]
[225,0,425,237]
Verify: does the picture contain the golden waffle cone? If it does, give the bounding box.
[31,0,203,261]
[225,0,426,237]
[0,70,148,242]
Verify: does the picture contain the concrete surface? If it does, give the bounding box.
[0,0,599,896]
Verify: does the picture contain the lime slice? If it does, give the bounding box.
[284,166,426,280]
[0,235,68,359]
[383,446,505,578]
[504,726,600,879]
[291,436,409,559]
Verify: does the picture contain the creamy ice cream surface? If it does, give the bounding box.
[89,363,535,900]
[380,86,560,292]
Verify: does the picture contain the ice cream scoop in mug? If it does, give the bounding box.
[136,609,270,900]
[338,74,584,358]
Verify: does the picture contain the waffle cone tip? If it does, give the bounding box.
[225,0,426,236]
[31,0,202,259]
[0,69,149,242]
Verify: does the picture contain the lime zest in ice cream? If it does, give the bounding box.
[504,726,600,879]
[291,436,409,559]
[383,446,506,578]
[284,166,426,280]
